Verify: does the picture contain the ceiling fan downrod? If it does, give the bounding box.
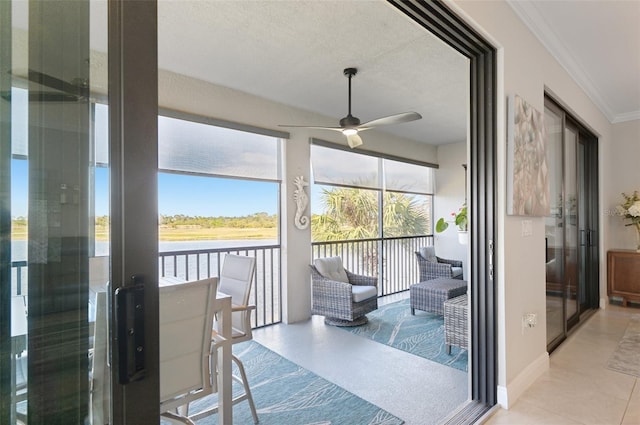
[340,67,360,127]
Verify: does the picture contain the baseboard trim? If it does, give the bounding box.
[497,351,549,409]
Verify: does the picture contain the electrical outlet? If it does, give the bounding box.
[522,313,537,333]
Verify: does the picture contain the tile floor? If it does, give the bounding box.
[255,297,639,425]
[485,304,640,425]
[253,292,469,425]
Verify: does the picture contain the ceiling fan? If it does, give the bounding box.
[279,67,422,148]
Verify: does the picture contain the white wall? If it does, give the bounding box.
[453,0,615,408]
[605,120,640,252]
[158,70,438,324]
[435,142,468,279]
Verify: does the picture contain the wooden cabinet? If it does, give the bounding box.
[607,250,640,306]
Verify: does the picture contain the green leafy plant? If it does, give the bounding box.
[436,203,467,233]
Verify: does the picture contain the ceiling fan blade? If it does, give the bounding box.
[358,111,422,130]
[278,124,344,132]
[347,133,363,148]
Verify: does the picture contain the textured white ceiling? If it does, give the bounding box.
[85,0,638,146]
[157,0,470,146]
[158,0,640,145]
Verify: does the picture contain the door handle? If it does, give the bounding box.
[489,240,494,281]
[115,275,146,384]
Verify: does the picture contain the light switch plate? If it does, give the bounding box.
[522,220,532,237]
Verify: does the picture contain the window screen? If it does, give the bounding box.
[159,115,282,182]
[310,145,379,189]
[93,103,109,166]
[10,87,28,157]
[383,158,434,195]
[311,143,434,194]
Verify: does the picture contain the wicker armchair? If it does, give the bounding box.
[310,256,378,326]
[415,247,463,281]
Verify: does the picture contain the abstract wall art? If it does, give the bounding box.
[506,94,550,216]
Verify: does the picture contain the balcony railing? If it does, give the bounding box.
[159,244,282,328]
[10,245,282,329]
[312,235,433,296]
[10,235,428,328]
[11,260,27,296]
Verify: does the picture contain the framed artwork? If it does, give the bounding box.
[506,94,550,216]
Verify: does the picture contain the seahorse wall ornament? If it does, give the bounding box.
[293,176,309,230]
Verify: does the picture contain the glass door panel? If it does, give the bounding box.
[0,1,111,422]
[578,140,587,312]
[564,126,579,325]
[544,104,564,346]
[2,1,95,424]
[2,1,159,423]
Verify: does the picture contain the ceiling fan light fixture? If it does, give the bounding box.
[342,128,358,136]
[346,133,363,149]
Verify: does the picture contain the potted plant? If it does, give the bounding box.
[436,203,468,244]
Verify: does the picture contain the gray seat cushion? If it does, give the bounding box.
[410,278,468,315]
[351,285,377,303]
[451,267,463,278]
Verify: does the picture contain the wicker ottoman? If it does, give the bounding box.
[410,278,467,315]
[444,293,468,354]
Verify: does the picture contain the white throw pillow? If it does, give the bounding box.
[314,256,349,283]
[419,246,437,263]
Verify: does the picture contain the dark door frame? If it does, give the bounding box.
[0,1,12,423]
[544,94,600,354]
[109,0,160,423]
[389,0,498,417]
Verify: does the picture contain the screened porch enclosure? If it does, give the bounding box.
[9,107,441,334]
[309,140,438,297]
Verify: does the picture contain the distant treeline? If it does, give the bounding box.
[13,213,278,229]
[159,212,277,229]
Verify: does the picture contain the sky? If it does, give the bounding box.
[7,88,328,219]
[11,160,278,218]
[158,173,278,217]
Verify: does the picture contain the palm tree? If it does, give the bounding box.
[312,187,429,274]
[312,188,379,241]
[312,187,428,241]
[381,191,429,237]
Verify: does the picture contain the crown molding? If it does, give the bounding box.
[507,1,638,124]
[612,110,640,124]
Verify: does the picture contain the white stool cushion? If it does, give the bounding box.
[314,256,349,283]
[351,285,378,303]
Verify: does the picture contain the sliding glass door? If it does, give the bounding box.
[1,0,159,423]
[544,96,599,351]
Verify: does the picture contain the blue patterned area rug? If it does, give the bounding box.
[183,340,404,425]
[343,298,468,372]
